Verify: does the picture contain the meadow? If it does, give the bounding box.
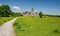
[0,17,15,25]
[14,16,60,36]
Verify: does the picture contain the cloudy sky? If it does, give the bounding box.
[0,0,60,15]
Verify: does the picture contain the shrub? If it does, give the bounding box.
[39,11,43,18]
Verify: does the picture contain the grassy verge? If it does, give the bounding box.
[0,17,15,25]
[14,16,60,36]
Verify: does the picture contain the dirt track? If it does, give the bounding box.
[0,17,19,36]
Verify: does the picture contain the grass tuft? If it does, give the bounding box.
[53,29,59,33]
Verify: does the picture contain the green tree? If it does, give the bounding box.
[39,11,43,18]
[0,4,12,17]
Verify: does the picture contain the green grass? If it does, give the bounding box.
[14,16,60,36]
[0,17,15,25]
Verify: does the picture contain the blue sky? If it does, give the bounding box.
[0,0,60,15]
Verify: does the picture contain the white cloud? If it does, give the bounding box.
[12,6,20,10]
[12,6,21,12]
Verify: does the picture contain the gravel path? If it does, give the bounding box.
[0,17,19,36]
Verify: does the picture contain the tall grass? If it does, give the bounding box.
[0,17,15,25]
[14,16,60,36]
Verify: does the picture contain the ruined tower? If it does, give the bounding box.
[32,7,34,12]
[31,7,34,16]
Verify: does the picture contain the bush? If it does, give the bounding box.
[39,11,43,18]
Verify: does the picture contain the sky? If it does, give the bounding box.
[0,0,60,15]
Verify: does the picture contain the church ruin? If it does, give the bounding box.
[22,7,38,16]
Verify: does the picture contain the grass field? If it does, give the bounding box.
[14,16,60,36]
[0,17,15,25]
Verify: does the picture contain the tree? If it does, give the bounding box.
[39,11,43,18]
[0,4,12,17]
